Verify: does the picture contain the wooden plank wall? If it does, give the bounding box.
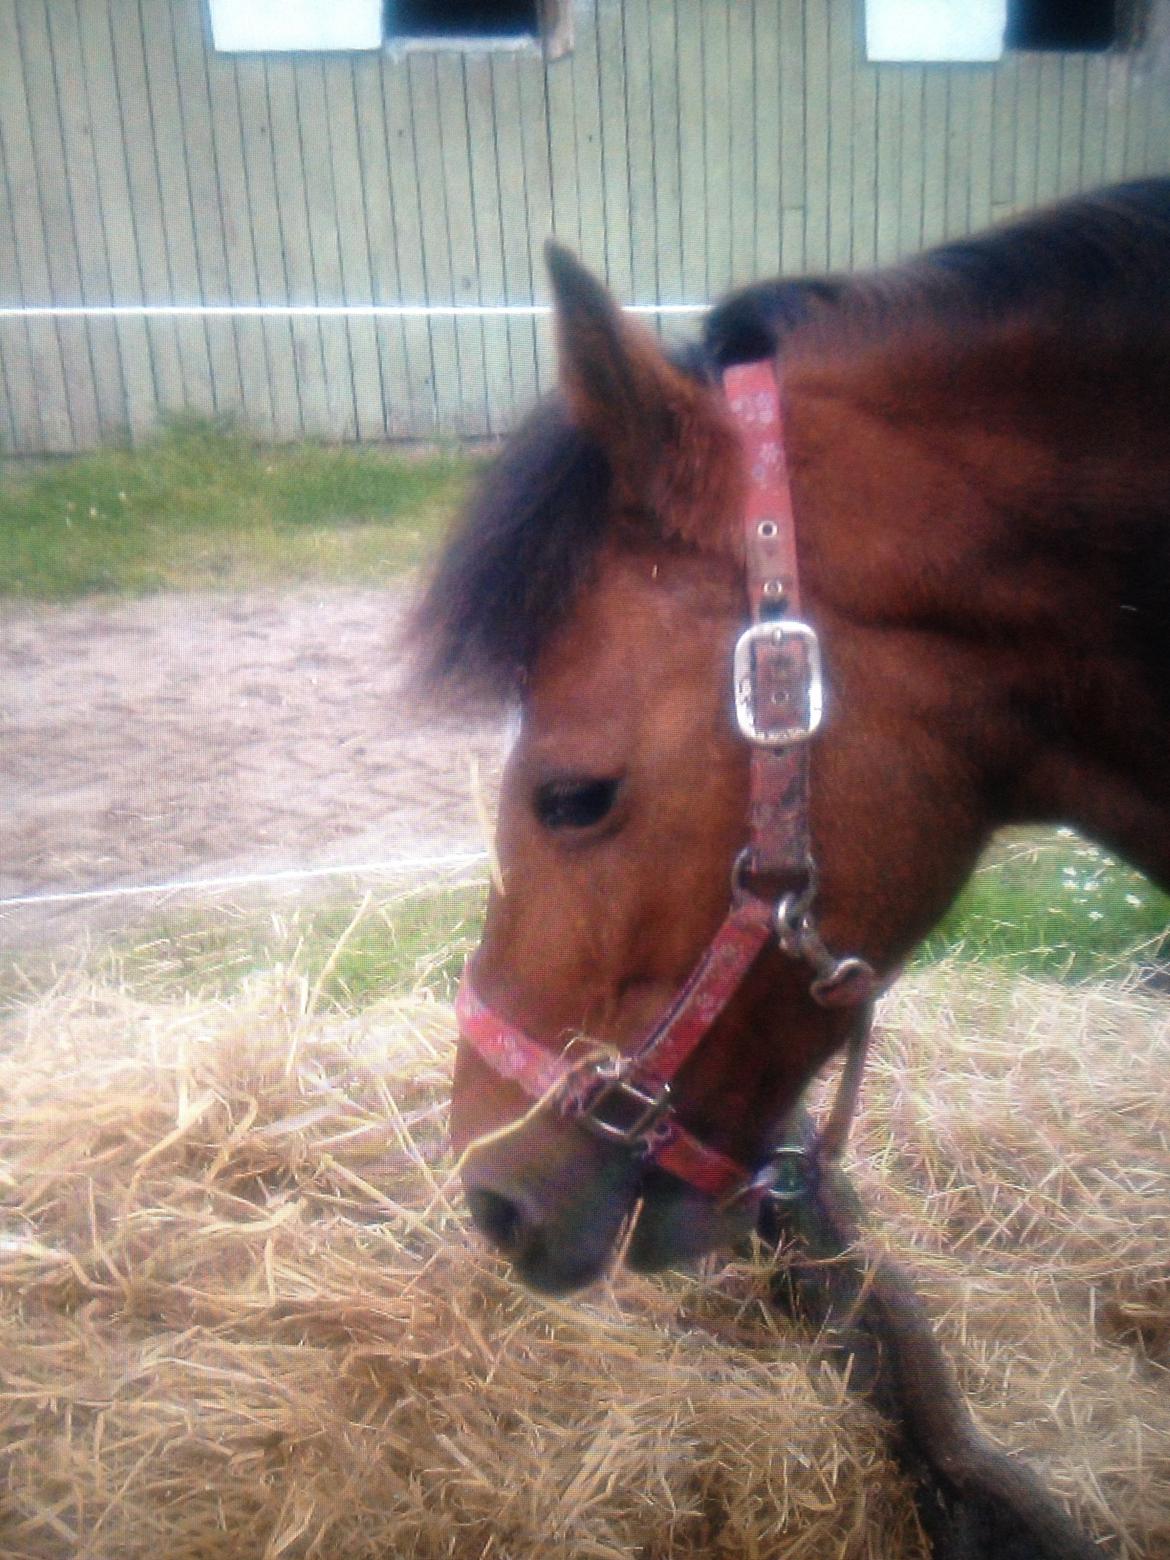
[1,0,1168,453]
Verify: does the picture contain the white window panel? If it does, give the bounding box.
[208,0,384,52]
[865,0,1007,62]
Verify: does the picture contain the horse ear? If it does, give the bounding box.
[544,241,671,452]
[544,241,743,549]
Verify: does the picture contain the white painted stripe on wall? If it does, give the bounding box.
[0,303,710,320]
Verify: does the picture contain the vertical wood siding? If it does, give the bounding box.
[1,0,1168,453]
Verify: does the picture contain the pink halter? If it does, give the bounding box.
[455,362,877,1206]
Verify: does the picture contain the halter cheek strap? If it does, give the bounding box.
[456,362,878,1208]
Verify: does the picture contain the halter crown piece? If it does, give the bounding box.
[455,362,877,1209]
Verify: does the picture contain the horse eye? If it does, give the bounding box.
[534,776,621,832]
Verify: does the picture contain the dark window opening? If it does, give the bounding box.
[1006,0,1117,50]
[389,0,539,38]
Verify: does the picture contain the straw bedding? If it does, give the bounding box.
[2,964,1169,1558]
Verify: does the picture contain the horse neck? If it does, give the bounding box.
[784,319,1170,894]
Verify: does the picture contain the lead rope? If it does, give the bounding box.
[813,1001,874,1166]
[724,1005,874,1213]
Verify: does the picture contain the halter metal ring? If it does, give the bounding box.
[719,1143,810,1211]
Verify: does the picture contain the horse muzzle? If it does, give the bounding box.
[453,1043,647,1292]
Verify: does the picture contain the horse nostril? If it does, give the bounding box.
[467,1187,529,1257]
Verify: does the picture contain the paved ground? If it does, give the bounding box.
[0,586,504,950]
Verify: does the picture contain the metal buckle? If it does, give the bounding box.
[571,1061,672,1150]
[733,619,824,748]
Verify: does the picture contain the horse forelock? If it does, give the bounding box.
[411,343,736,704]
[410,396,613,704]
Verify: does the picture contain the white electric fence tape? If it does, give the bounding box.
[0,853,490,910]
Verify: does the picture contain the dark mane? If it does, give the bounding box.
[414,181,1170,701]
[410,396,611,701]
[705,179,1170,368]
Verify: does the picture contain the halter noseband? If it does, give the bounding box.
[455,362,877,1209]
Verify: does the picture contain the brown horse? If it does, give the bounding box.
[415,180,1170,1299]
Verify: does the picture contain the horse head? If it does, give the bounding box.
[416,244,1037,1293]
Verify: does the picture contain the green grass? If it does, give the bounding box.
[0,418,477,599]
[0,882,486,1015]
[124,888,483,1007]
[917,829,1170,982]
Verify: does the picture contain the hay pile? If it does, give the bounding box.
[2,963,1169,1559]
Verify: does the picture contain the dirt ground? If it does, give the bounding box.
[1,586,504,951]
